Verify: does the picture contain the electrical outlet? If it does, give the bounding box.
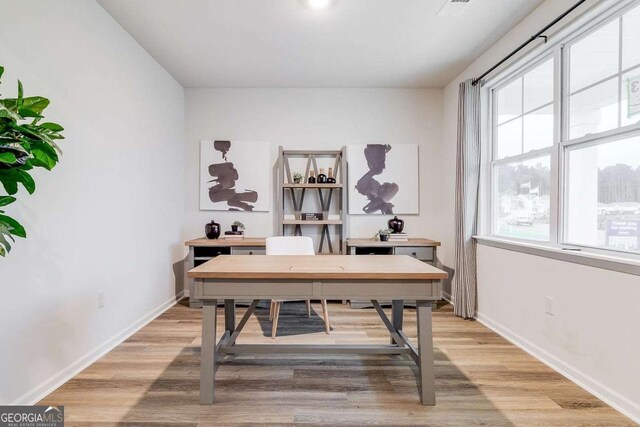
[97,290,105,308]
[545,296,554,316]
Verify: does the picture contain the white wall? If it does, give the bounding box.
[185,88,444,249]
[442,0,639,421]
[0,1,185,404]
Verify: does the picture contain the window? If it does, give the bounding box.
[487,0,640,256]
[492,57,554,241]
[566,135,640,252]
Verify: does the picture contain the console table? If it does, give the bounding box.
[346,238,441,308]
[184,237,266,308]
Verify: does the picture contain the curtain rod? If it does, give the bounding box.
[471,0,588,86]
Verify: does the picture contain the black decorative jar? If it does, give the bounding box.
[388,216,404,233]
[205,220,221,239]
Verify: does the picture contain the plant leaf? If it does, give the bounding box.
[0,196,16,207]
[18,107,43,119]
[0,66,4,80]
[17,80,23,106]
[15,169,35,194]
[0,168,35,194]
[31,148,57,170]
[0,229,13,254]
[0,214,26,238]
[40,122,64,132]
[20,97,49,115]
[0,103,21,121]
[0,170,18,195]
[0,152,17,164]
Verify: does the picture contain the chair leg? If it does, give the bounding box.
[321,300,330,334]
[271,302,281,339]
[306,300,311,318]
[269,300,274,321]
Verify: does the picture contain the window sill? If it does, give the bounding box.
[473,236,640,276]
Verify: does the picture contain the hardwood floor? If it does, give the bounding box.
[39,300,633,426]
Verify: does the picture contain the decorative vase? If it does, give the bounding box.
[231,225,238,232]
[388,216,404,233]
[380,234,389,242]
[205,220,221,239]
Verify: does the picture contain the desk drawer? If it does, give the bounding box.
[194,246,231,258]
[394,246,434,261]
[231,247,266,256]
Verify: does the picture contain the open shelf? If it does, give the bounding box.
[277,146,347,254]
[282,219,343,225]
[282,183,343,189]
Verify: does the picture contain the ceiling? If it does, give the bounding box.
[98,0,545,88]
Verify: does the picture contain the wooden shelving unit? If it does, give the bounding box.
[276,147,347,254]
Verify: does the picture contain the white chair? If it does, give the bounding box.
[266,236,330,338]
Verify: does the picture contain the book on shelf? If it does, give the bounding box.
[301,212,324,221]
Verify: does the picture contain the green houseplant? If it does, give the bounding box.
[0,66,65,256]
[373,228,393,242]
[231,221,245,232]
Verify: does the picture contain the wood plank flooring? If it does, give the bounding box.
[39,300,633,426]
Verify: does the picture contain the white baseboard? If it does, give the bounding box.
[13,291,185,405]
[476,312,640,424]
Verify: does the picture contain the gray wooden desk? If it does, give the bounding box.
[188,255,448,406]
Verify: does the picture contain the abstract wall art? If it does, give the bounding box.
[200,140,270,211]
[347,144,419,215]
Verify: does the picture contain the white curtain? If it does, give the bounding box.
[453,79,481,319]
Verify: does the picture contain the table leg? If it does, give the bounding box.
[416,300,436,405]
[390,300,403,344]
[224,299,235,333]
[200,300,217,404]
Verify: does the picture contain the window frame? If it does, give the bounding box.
[489,52,557,244]
[484,0,640,258]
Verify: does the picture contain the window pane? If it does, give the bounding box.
[622,4,640,70]
[569,78,618,139]
[570,19,619,93]
[494,156,551,241]
[497,78,522,124]
[621,71,640,127]
[524,58,554,112]
[524,104,554,152]
[566,136,640,253]
[497,118,522,159]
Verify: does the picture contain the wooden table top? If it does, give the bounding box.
[188,255,448,280]
[346,238,441,247]
[185,237,266,247]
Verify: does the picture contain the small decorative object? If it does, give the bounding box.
[373,228,393,242]
[302,212,324,221]
[205,220,221,239]
[327,167,336,184]
[347,144,419,215]
[317,168,327,183]
[231,220,245,232]
[388,216,404,233]
[308,170,316,183]
[293,172,303,184]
